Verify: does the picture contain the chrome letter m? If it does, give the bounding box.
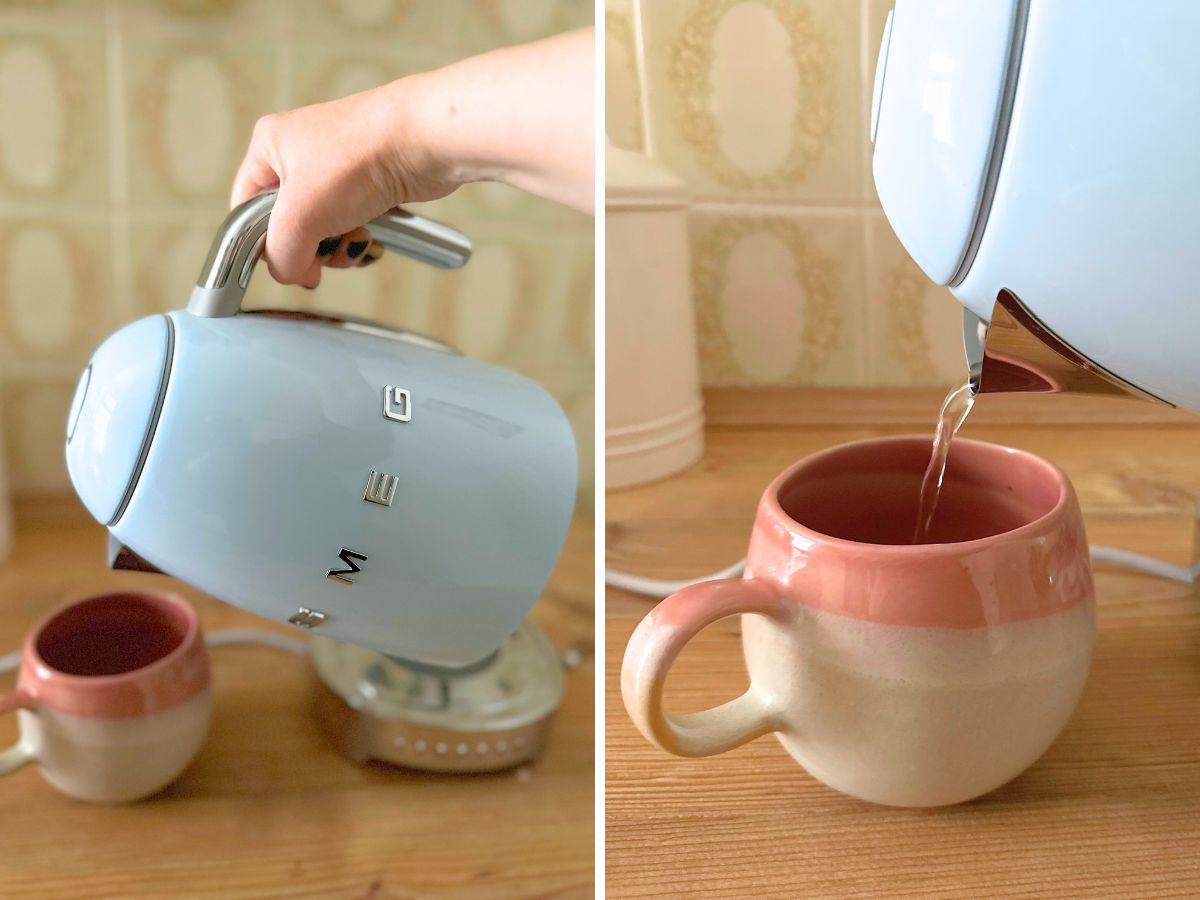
[326,547,368,585]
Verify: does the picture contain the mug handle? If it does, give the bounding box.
[621,578,784,757]
[0,689,35,776]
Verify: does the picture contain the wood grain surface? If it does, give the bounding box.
[606,416,1200,898]
[0,499,594,900]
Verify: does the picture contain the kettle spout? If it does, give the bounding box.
[107,534,164,574]
[963,289,1170,405]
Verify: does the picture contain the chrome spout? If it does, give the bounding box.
[963,289,1170,405]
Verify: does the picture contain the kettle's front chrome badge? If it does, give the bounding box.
[363,470,398,507]
[383,385,412,422]
[326,547,368,585]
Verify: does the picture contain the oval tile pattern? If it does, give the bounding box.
[163,55,234,194]
[332,0,399,27]
[709,3,797,177]
[7,226,74,352]
[331,62,388,99]
[605,11,643,151]
[452,244,519,360]
[693,215,849,385]
[495,0,559,38]
[667,0,836,191]
[163,230,217,311]
[0,43,64,190]
[720,231,804,381]
[14,382,73,491]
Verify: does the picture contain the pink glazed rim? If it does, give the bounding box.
[746,435,1092,628]
[761,435,1071,554]
[18,590,210,719]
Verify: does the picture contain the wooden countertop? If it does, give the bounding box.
[0,498,594,899]
[606,400,1200,898]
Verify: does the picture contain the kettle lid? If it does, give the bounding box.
[65,315,171,525]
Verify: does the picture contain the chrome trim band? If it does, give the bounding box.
[949,0,1031,288]
[107,314,175,528]
[241,308,458,354]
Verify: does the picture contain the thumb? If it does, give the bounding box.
[263,188,324,285]
[230,150,279,209]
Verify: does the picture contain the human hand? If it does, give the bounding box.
[230,78,459,288]
[231,29,593,288]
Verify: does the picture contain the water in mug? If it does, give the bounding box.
[912,381,975,544]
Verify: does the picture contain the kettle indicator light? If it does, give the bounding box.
[326,547,368,585]
[383,386,412,422]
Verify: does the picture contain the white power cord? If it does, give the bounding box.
[0,628,309,676]
[203,628,310,656]
[606,545,1200,599]
[603,559,746,597]
[1087,545,1200,585]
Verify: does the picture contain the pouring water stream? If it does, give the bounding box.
[911,381,976,544]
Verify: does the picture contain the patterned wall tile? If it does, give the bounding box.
[691,209,864,386]
[421,178,591,231]
[124,33,275,209]
[605,0,642,151]
[0,1,594,499]
[0,217,115,373]
[116,0,285,33]
[455,0,593,54]
[0,2,104,30]
[639,0,862,203]
[294,0,455,47]
[2,378,74,492]
[128,209,285,317]
[866,212,964,387]
[290,41,448,107]
[0,29,108,206]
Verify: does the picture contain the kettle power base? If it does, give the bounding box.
[313,682,555,773]
[310,623,565,774]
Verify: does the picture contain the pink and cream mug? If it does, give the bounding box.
[621,436,1095,807]
[0,591,212,803]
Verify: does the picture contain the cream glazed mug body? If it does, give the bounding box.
[622,437,1095,808]
[0,591,212,804]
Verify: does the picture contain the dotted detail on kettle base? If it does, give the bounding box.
[383,386,412,422]
[326,547,368,585]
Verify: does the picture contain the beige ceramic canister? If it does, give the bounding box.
[605,141,704,488]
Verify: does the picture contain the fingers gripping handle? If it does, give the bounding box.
[186,191,472,318]
[621,578,783,758]
[0,689,35,776]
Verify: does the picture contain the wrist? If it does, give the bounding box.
[386,67,508,190]
[362,76,448,204]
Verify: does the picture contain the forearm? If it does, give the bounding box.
[390,28,595,213]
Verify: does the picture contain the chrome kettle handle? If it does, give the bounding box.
[186,191,472,318]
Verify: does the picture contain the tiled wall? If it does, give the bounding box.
[606,0,965,389]
[0,0,594,503]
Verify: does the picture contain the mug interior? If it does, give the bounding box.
[776,437,1063,546]
[35,593,193,677]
